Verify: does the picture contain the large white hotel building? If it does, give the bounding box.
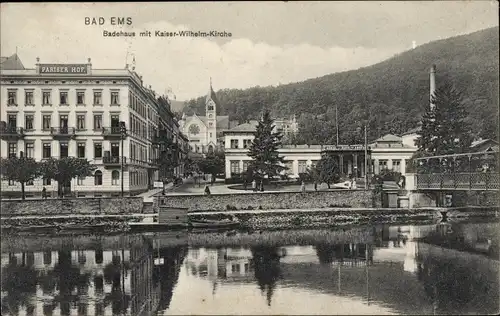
[0,54,188,198]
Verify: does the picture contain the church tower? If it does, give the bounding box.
[205,78,217,151]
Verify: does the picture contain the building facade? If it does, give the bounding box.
[178,81,238,154]
[222,122,423,180]
[0,56,186,197]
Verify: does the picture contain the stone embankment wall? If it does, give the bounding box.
[189,208,440,230]
[0,197,143,217]
[161,190,375,212]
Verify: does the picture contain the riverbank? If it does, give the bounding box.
[1,206,497,232]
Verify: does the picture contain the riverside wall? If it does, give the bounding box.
[159,190,377,212]
[0,197,144,217]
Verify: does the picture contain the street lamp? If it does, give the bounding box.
[357,125,370,190]
[120,121,127,197]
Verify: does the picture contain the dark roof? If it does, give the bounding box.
[225,120,259,133]
[0,54,25,70]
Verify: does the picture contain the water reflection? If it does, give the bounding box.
[1,221,499,315]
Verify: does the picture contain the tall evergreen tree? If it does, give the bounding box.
[415,82,472,155]
[248,110,286,180]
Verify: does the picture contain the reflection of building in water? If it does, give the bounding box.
[0,236,155,316]
[185,247,254,281]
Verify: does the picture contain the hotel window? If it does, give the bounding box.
[76,114,85,130]
[42,115,51,130]
[379,160,388,170]
[392,160,401,172]
[77,142,86,158]
[43,177,51,185]
[77,176,85,185]
[25,114,34,131]
[8,142,17,157]
[111,142,120,157]
[76,91,85,105]
[7,90,17,105]
[111,91,119,105]
[25,90,34,105]
[243,139,252,149]
[112,170,119,185]
[94,143,102,158]
[59,91,68,105]
[60,142,68,158]
[42,143,51,158]
[242,161,250,172]
[42,91,51,105]
[311,160,318,168]
[25,142,34,158]
[230,161,240,174]
[7,114,17,127]
[26,179,34,186]
[230,139,239,149]
[298,160,307,173]
[93,114,102,129]
[93,91,102,105]
[94,170,103,185]
[8,179,15,186]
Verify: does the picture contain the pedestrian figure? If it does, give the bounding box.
[42,187,47,199]
[300,181,306,193]
[252,179,257,192]
[260,180,264,192]
[204,185,211,196]
[314,181,318,192]
[243,179,248,190]
[352,178,357,189]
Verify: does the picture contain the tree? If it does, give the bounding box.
[248,110,286,182]
[413,82,473,174]
[416,82,473,156]
[40,157,96,198]
[0,155,41,200]
[315,154,340,189]
[156,128,180,180]
[198,152,225,182]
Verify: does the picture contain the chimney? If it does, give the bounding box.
[430,64,436,110]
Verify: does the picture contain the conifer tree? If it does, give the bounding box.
[248,110,286,180]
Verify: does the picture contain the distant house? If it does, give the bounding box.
[469,139,499,153]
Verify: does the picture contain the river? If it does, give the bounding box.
[1,219,499,315]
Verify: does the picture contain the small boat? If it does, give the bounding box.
[188,219,240,229]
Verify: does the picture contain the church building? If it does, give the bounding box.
[179,80,237,154]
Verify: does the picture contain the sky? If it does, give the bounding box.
[1,1,498,100]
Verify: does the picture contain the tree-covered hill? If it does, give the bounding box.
[181,26,499,144]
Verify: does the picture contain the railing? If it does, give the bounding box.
[103,156,127,164]
[0,126,24,135]
[50,127,75,136]
[414,151,499,191]
[416,172,499,190]
[102,126,125,136]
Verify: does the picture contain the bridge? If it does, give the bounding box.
[414,151,499,191]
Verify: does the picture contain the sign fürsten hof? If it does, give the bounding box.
[39,64,88,74]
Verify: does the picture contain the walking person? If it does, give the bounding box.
[243,179,248,190]
[260,180,264,192]
[42,187,47,199]
[314,180,318,192]
[252,179,257,192]
[300,181,306,193]
[204,185,211,196]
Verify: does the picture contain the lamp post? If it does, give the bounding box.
[364,125,369,190]
[120,121,126,197]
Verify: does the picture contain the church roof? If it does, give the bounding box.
[206,80,219,105]
[0,54,25,70]
[182,114,231,129]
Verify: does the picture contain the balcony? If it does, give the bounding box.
[102,126,125,140]
[0,124,25,141]
[103,156,127,168]
[51,127,75,140]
